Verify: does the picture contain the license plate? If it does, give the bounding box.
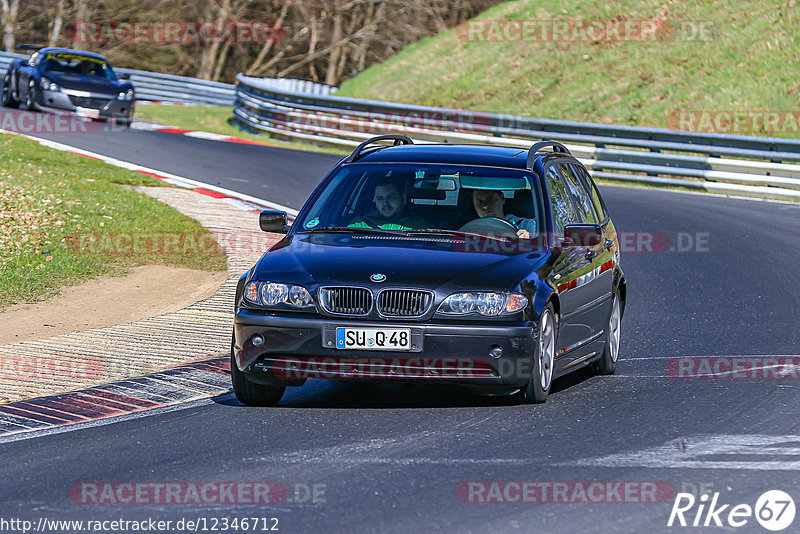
[75,107,100,118]
[336,327,411,351]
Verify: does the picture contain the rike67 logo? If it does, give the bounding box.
[668,490,796,531]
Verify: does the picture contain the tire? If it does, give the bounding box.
[1,74,19,108]
[25,83,37,111]
[520,303,557,404]
[594,293,621,375]
[230,334,285,406]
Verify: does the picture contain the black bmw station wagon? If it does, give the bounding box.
[232,136,626,405]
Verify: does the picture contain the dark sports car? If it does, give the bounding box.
[2,47,134,125]
[232,136,626,405]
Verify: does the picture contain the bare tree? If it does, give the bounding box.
[0,0,20,52]
[48,0,66,46]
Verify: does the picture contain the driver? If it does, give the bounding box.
[348,177,428,230]
[77,60,95,76]
[472,189,536,239]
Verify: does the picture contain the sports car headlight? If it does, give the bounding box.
[117,88,134,101]
[243,281,314,309]
[40,77,59,91]
[438,292,528,316]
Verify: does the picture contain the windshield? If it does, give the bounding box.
[295,163,542,238]
[41,53,117,81]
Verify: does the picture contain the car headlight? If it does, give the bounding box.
[438,292,528,316]
[40,77,59,91]
[243,281,314,309]
[117,88,134,101]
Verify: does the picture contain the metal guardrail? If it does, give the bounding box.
[233,74,800,202]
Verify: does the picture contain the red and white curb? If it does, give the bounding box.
[0,357,232,443]
[131,120,276,147]
[1,128,299,219]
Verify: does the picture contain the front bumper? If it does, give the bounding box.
[38,89,134,120]
[234,310,536,388]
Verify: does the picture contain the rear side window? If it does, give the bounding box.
[573,164,608,221]
[544,165,578,234]
[557,163,597,224]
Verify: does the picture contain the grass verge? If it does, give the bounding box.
[0,134,227,310]
[336,0,799,138]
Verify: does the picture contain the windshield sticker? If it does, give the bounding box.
[305,218,319,228]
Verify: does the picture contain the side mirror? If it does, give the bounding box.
[259,210,289,233]
[118,73,131,80]
[563,224,602,247]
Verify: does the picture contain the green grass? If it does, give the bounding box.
[337,0,800,138]
[0,134,227,309]
[133,104,349,155]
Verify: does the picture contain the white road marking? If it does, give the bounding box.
[564,434,800,470]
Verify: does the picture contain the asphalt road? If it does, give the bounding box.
[3,116,800,533]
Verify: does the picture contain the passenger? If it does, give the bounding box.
[348,178,428,230]
[472,189,536,239]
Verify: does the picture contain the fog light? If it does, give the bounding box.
[252,334,264,347]
[489,345,503,359]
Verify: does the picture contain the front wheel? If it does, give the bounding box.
[25,83,37,111]
[230,335,285,406]
[594,293,621,375]
[520,303,556,404]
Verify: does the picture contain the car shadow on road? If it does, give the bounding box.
[215,368,599,409]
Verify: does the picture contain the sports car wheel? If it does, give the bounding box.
[594,293,621,375]
[1,75,19,108]
[25,83,37,111]
[520,303,556,404]
[230,334,285,406]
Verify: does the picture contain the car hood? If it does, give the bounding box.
[43,72,130,95]
[254,233,549,292]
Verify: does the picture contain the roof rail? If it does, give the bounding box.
[526,141,571,169]
[346,135,413,163]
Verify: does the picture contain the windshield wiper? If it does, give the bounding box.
[299,226,410,236]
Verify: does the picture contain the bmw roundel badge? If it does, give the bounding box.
[370,273,387,283]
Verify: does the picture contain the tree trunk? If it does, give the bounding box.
[325,1,344,86]
[245,0,291,76]
[1,0,19,52]
[49,0,66,47]
[196,0,231,80]
[71,0,87,48]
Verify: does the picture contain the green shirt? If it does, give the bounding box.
[347,212,430,231]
